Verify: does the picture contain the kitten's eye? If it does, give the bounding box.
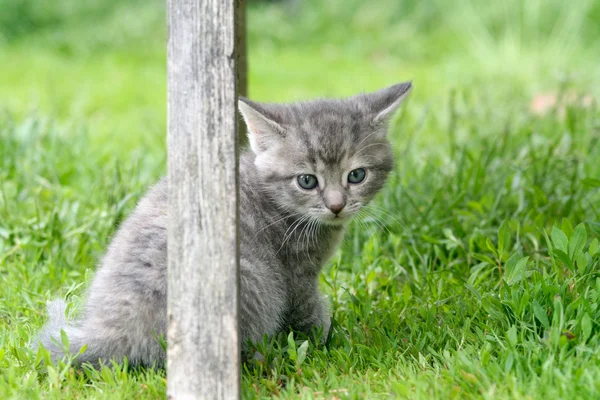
[297,174,318,190]
[348,168,366,184]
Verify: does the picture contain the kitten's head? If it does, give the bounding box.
[239,82,412,226]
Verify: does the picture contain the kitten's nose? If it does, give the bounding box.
[328,203,345,215]
[325,191,345,215]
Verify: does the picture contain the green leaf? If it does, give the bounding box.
[503,253,519,276]
[582,177,600,187]
[47,365,59,387]
[482,294,504,320]
[569,223,587,259]
[0,227,10,239]
[533,301,550,329]
[464,284,481,300]
[504,352,514,372]
[552,297,564,331]
[589,238,599,256]
[473,253,496,265]
[576,253,588,273]
[590,222,600,236]
[552,249,573,270]
[581,313,592,341]
[287,332,296,361]
[486,237,497,256]
[60,329,70,350]
[443,228,460,246]
[518,290,531,316]
[498,220,510,256]
[77,344,88,357]
[551,227,568,254]
[504,254,527,285]
[542,229,558,270]
[403,284,412,305]
[561,218,574,237]
[507,325,518,347]
[296,340,309,366]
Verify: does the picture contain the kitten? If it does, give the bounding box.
[35,81,412,367]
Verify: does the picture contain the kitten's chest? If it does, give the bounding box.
[242,210,344,277]
[277,223,344,274]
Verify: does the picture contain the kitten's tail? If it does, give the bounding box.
[33,300,85,363]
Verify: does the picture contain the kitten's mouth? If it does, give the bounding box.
[321,214,348,226]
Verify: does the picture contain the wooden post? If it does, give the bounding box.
[235,0,248,148]
[167,0,240,398]
[235,0,247,99]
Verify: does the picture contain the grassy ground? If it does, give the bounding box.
[1,0,600,398]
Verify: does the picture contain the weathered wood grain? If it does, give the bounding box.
[235,0,248,148]
[167,0,240,398]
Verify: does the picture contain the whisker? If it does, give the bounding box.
[296,218,311,263]
[310,219,321,249]
[356,210,375,233]
[364,204,408,230]
[353,142,388,157]
[359,155,385,165]
[360,207,394,236]
[251,211,301,241]
[277,215,307,256]
[302,218,316,264]
[356,128,385,147]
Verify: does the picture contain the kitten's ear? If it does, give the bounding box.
[369,81,413,123]
[238,98,284,154]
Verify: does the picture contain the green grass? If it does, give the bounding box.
[1,0,600,398]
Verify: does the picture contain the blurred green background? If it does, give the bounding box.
[1,1,600,397]
[1,0,598,157]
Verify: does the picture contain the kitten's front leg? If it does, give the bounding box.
[287,281,331,343]
[239,260,286,349]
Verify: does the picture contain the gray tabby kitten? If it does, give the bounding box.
[36,81,412,367]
